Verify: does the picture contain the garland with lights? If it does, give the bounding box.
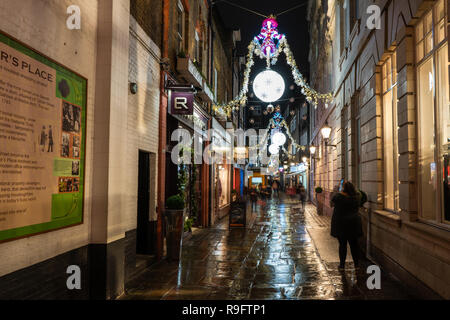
[213,17,333,117]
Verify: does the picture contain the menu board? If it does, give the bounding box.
[0,31,87,242]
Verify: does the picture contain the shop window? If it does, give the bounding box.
[416,0,449,225]
[382,53,399,212]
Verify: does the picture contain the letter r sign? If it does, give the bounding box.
[175,97,189,110]
[170,92,194,115]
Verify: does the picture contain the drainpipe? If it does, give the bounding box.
[208,0,214,227]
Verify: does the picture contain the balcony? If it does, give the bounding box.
[198,80,215,103]
[176,57,203,88]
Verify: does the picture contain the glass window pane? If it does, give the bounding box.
[384,90,394,210]
[437,45,450,223]
[436,20,445,44]
[425,33,433,55]
[425,12,433,33]
[416,21,423,43]
[436,0,444,21]
[392,53,397,84]
[387,58,392,88]
[393,87,399,211]
[418,58,437,221]
[417,41,424,62]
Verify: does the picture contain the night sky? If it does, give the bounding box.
[214,0,311,110]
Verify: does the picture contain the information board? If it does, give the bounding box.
[0,31,87,242]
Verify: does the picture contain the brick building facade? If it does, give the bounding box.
[307,0,449,298]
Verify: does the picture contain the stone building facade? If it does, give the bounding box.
[307,0,449,298]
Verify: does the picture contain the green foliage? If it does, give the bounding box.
[177,165,188,202]
[315,187,323,194]
[189,164,199,220]
[359,190,368,207]
[184,217,194,232]
[166,195,185,210]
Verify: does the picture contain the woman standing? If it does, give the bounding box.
[330,181,363,271]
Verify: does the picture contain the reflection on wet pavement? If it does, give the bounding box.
[121,196,413,300]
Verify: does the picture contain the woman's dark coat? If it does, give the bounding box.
[330,193,363,239]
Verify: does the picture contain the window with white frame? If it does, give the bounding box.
[194,30,200,63]
[177,0,184,54]
[415,0,449,224]
[382,53,399,212]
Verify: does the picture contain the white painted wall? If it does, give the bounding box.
[0,0,98,276]
[126,16,161,228]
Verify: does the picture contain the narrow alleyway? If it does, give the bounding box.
[122,196,414,300]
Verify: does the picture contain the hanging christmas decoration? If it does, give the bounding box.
[267,104,275,113]
[212,16,333,117]
[253,15,285,67]
[253,69,285,103]
[269,144,280,155]
[272,131,287,146]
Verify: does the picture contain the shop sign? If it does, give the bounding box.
[290,163,306,173]
[170,91,194,115]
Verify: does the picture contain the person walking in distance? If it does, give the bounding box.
[330,181,363,272]
[250,187,258,211]
[299,183,307,212]
[272,180,279,198]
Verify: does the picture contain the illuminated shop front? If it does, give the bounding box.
[211,118,232,225]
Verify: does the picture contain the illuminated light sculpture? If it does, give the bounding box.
[213,17,334,116]
[253,70,285,103]
[254,16,285,66]
[272,131,287,146]
[269,144,280,155]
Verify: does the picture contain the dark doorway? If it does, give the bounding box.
[137,150,151,254]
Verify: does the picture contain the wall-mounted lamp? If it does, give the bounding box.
[321,122,337,148]
[130,82,138,95]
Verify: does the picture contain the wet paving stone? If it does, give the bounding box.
[121,197,414,300]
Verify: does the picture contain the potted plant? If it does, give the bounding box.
[165,194,186,261]
[359,189,368,208]
[315,187,324,215]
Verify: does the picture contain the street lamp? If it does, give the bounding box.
[321,122,337,148]
[321,122,332,140]
[309,146,316,155]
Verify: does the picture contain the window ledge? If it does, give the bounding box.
[402,220,450,244]
[373,210,402,228]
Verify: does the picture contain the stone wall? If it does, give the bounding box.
[308,0,450,298]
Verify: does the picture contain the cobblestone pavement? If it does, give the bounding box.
[121,195,415,300]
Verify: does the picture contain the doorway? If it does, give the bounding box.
[137,150,151,254]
